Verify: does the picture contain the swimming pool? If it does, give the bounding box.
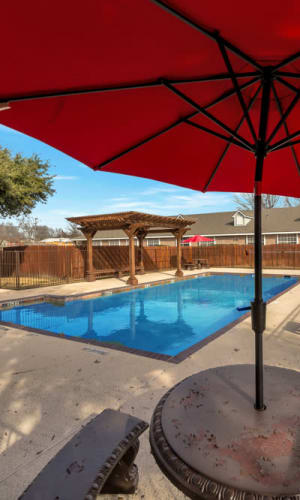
[0,274,297,360]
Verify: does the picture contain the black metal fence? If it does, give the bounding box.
[0,246,86,289]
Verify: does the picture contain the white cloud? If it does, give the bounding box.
[171,195,191,201]
[32,191,235,228]
[54,175,79,181]
[49,209,88,217]
[101,192,233,216]
[138,187,178,196]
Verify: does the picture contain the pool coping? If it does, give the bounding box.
[0,272,299,364]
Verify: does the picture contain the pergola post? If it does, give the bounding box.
[124,226,138,286]
[137,229,147,274]
[82,229,96,281]
[173,228,186,278]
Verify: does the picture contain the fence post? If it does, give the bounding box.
[15,251,20,289]
[66,247,71,283]
[0,248,3,288]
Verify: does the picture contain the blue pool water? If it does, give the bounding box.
[0,274,297,356]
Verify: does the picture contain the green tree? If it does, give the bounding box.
[0,147,55,217]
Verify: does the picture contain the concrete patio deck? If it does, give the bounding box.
[0,268,299,499]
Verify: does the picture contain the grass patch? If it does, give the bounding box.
[0,276,65,289]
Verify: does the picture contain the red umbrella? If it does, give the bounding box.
[183,235,214,243]
[0,1,300,410]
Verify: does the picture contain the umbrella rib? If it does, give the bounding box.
[203,77,260,110]
[0,81,163,104]
[270,82,300,175]
[0,73,261,105]
[269,137,300,153]
[184,119,254,151]
[203,83,262,191]
[95,79,258,170]
[266,91,300,146]
[173,72,260,83]
[273,51,300,71]
[149,0,263,70]
[95,110,199,169]
[162,80,254,150]
[275,76,299,95]
[217,41,257,143]
[268,130,300,152]
[276,71,300,79]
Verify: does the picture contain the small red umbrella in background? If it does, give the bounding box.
[183,235,214,243]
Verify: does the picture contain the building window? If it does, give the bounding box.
[147,238,160,246]
[125,238,138,245]
[181,241,191,246]
[199,239,215,246]
[92,240,102,246]
[109,240,120,246]
[277,234,297,244]
[246,235,265,245]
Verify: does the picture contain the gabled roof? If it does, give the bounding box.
[188,207,300,236]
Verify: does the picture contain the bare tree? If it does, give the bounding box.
[66,221,82,238]
[17,216,40,241]
[52,227,69,238]
[34,225,54,241]
[233,193,280,211]
[284,197,300,207]
[0,222,23,245]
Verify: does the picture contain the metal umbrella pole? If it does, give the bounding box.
[251,69,272,411]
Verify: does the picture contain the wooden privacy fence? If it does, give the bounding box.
[0,243,300,289]
[192,244,300,269]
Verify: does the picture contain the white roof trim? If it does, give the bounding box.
[232,210,253,219]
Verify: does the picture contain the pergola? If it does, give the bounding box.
[67,211,194,285]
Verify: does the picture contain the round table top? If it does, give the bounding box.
[150,364,300,499]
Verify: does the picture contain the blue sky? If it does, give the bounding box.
[0,124,237,228]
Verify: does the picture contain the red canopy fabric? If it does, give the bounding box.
[183,235,214,243]
[0,1,299,197]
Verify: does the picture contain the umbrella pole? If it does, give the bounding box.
[251,71,271,411]
[252,181,266,411]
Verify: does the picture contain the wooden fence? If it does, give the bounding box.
[1,243,300,289]
[193,244,300,269]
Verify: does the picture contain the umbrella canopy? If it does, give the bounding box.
[0,1,299,411]
[183,235,214,243]
[0,1,299,198]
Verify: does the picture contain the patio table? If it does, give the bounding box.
[150,364,300,499]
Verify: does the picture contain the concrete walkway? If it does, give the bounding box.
[1,267,299,302]
[0,269,299,499]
